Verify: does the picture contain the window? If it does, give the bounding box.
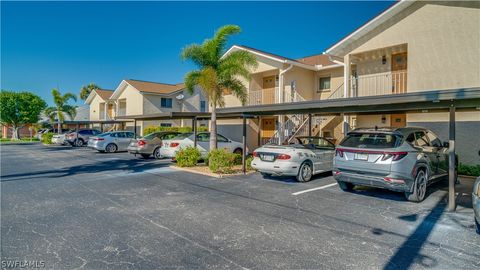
[426,131,442,147]
[116,132,126,138]
[319,77,331,91]
[200,100,206,112]
[161,98,173,108]
[197,133,210,142]
[340,133,402,149]
[217,134,229,143]
[126,132,134,138]
[160,123,172,127]
[414,131,429,147]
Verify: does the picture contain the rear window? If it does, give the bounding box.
[172,133,192,140]
[340,133,402,149]
[143,133,159,140]
[98,132,111,137]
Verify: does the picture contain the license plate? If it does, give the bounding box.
[262,155,274,161]
[354,153,368,160]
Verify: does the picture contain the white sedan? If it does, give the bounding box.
[251,137,336,182]
[160,132,245,158]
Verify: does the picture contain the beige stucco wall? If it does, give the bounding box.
[407,111,480,122]
[284,66,315,101]
[315,67,344,100]
[118,84,143,116]
[88,95,104,121]
[355,114,392,128]
[347,1,480,92]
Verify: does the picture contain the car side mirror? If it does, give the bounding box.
[443,141,449,148]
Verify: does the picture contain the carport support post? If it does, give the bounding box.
[76,124,79,141]
[192,117,197,147]
[308,114,312,137]
[448,106,456,211]
[242,115,247,174]
[133,119,137,138]
[100,123,104,133]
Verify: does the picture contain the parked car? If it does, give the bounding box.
[65,129,101,147]
[37,128,69,139]
[51,132,72,145]
[473,176,480,234]
[87,131,136,153]
[127,131,181,159]
[252,137,335,182]
[160,132,244,158]
[333,127,452,202]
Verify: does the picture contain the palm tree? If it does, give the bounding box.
[79,83,99,100]
[45,89,77,133]
[181,25,257,150]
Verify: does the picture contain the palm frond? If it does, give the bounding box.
[62,92,77,103]
[181,44,209,68]
[212,25,241,58]
[62,105,77,120]
[220,79,247,106]
[184,71,201,94]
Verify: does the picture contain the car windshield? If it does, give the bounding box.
[171,133,192,140]
[98,132,111,137]
[340,132,402,149]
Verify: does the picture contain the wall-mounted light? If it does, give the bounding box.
[381,115,386,124]
[382,55,387,65]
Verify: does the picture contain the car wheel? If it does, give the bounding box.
[475,217,480,234]
[74,139,84,147]
[105,143,117,153]
[260,172,271,178]
[141,154,151,159]
[233,148,243,155]
[153,147,163,159]
[296,162,313,182]
[405,169,427,202]
[338,181,355,191]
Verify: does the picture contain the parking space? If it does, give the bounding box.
[1,144,478,269]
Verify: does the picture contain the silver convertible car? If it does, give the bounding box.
[252,137,336,182]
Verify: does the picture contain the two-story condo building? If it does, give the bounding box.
[86,79,207,135]
[219,0,479,165]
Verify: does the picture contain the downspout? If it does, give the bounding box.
[277,63,293,144]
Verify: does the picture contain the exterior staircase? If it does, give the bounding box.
[266,83,345,144]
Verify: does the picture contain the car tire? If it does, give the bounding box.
[338,181,355,191]
[153,147,162,159]
[74,139,84,147]
[233,148,243,155]
[474,217,480,234]
[260,172,271,178]
[105,143,117,153]
[405,169,427,202]
[296,161,313,182]
[141,154,151,159]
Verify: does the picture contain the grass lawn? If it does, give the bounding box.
[0,138,39,144]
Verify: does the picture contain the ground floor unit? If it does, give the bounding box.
[1,144,478,269]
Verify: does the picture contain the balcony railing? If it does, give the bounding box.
[248,87,278,106]
[352,70,407,97]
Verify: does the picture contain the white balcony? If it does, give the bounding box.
[352,70,407,97]
[248,87,279,106]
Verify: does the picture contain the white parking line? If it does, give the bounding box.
[292,183,338,196]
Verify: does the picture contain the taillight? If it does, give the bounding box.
[335,149,344,157]
[276,154,291,160]
[94,138,104,141]
[381,152,408,161]
[138,140,146,146]
[170,142,180,147]
[252,151,258,157]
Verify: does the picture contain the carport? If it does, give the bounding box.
[116,112,256,173]
[216,87,480,211]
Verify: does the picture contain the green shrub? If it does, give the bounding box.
[143,125,194,135]
[208,148,237,174]
[41,132,54,144]
[458,163,480,177]
[178,126,192,133]
[233,153,242,165]
[175,146,201,167]
[246,156,254,170]
[198,126,209,132]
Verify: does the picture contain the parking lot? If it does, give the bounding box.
[1,143,479,269]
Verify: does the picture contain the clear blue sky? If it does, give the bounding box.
[1,1,395,105]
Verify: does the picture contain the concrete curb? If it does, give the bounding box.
[169,165,255,178]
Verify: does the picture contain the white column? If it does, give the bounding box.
[104,102,108,120]
[278,72,284,144]
[343,54,351,135]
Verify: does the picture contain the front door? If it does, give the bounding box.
[390,114,406,128]
[261,118,275,144]
[262,76,276,104]
[391,52,407,94]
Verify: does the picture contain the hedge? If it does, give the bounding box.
[458,163,480,177]
[208,148,237,174]
[175,146,201,167]
[143,125,208,136]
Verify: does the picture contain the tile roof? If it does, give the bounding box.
[95,89,114,100]
[125,79,185,94]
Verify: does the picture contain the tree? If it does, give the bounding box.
[0,91,47,140]
[44,89,77,133]
[181,25,257,150]
[79,83,99,100]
